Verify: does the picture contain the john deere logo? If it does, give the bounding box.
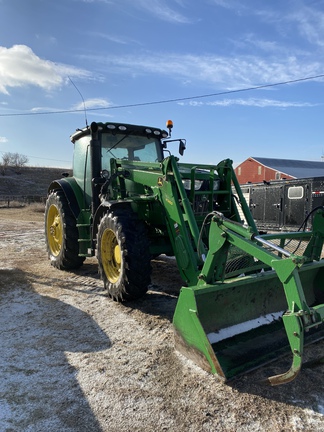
[158,177,163,186]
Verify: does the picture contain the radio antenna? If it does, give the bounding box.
[68,76,88,127]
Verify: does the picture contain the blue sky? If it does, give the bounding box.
[1,0,324,168]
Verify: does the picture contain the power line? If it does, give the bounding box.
[0,73,324,118]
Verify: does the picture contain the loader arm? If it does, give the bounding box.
[115,156,208,285]
[115,156,248,287]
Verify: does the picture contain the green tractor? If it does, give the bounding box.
[45,120,324,385]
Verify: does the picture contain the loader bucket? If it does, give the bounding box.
[173,215,324,385]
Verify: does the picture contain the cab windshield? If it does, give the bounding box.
[101,132,162,164]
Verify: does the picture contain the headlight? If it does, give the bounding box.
[182,179,203,190]
[182,178,220,191]
[213,180,220,191]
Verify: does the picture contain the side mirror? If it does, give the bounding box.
[179,139,186,156]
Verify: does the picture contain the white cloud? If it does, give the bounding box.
[0,45,92,95]
[88,32,141,46]
[108,0,191,23]
[80,0,114,3]
[0,136,8,143]
[28,98,113,115]
[92,34,129,45]
[211,2,324,50]
[179,98,316,108]
[247,4,324,49]
[136,0,191,23]
[73,98,113,110]
[83,51,323,89]
[29,98,112,114]
[210,0,243,10]
[290,7,324,47]
[85,0,191,22]
[30,106,67,113]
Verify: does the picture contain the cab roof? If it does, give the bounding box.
[70,122,168,143]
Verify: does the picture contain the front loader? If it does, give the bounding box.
[45,120,324,385]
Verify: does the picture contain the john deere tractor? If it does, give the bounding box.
[45,120,324,385]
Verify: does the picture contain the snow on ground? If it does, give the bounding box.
[0,206,324,431]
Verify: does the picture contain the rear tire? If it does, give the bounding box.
[45,190,85,270]
[97,209,151,301]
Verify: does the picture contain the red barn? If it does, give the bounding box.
[235,156,324,184]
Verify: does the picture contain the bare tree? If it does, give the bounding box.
[15,153,29,167]
[1,152,29,174]
[0,152,11,175]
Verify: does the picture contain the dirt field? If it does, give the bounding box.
[1,205,324,432]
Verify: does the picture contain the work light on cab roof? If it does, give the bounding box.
[166,119,173,136]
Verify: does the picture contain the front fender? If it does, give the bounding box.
[92,200,133,240]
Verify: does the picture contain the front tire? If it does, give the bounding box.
[45,190,84,270]
[97,209,151,301]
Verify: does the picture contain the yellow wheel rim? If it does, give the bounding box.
[101,228,121,283]
[47,204,63,256]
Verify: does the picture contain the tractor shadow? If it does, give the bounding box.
[0,267,111,431]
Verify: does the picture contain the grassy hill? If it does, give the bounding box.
[0,166,72,203]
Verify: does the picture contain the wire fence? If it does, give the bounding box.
[0,195,46,208]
